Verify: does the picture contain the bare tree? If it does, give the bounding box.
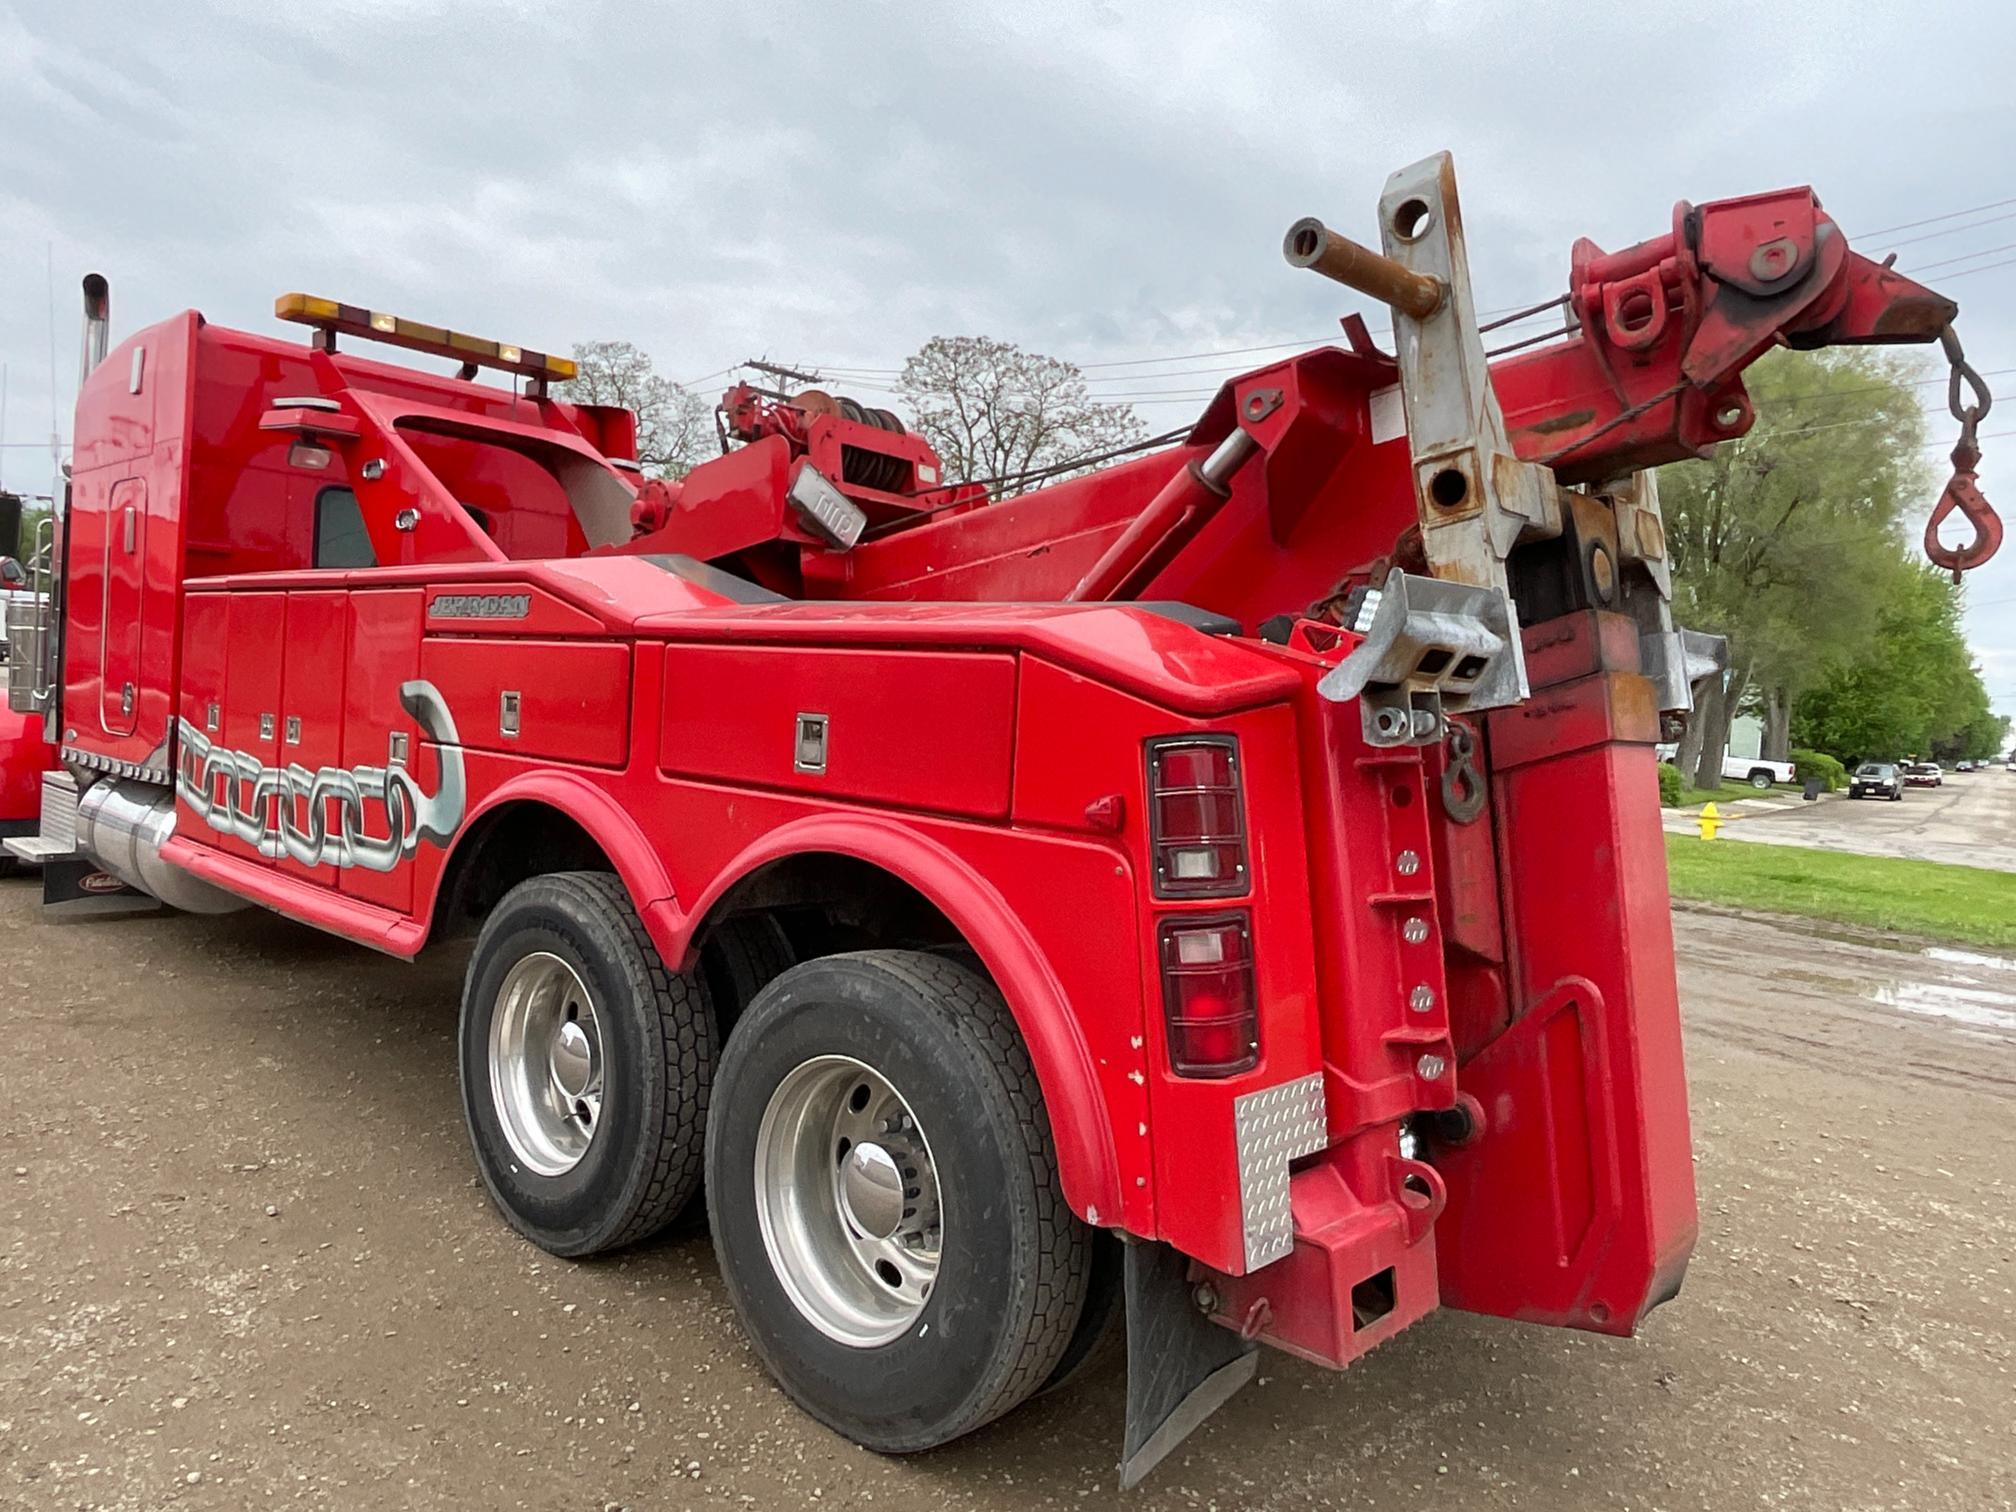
[896,336,1144,495]
[558,340,713,478]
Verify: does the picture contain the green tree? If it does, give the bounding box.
[1660,348,1931,789]
[1793,565,1999,762]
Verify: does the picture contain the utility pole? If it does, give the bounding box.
[745,359,828,395]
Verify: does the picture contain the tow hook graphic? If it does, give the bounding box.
[175,680,466,871]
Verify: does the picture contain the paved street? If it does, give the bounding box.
[1663,764,2016,873]
[1,882,2012,1510]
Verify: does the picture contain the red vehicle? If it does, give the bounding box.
[0,563,60,865]
[0,696,58,866]
[3,155,1996,1483]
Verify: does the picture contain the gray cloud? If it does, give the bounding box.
[2,0,2011,713]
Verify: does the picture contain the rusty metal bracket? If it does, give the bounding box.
[1375,154,1562,602]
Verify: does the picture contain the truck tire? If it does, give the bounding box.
[1035,1228,1124,1396]
[659,915,800,1238]
[705,950,1091,1452]
[459,870,717,1258]
[700,913,796,1031]
[1747,769,1773,790]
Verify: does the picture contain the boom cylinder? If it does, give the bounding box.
[1067,429,1259,603]
[1283,217,1444,319]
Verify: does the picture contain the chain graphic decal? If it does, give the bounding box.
[175,681,466,871]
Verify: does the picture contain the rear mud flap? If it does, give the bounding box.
[39,854,162,920]
[1120,1241,1257,1490]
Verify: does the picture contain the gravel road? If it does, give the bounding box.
[2,880,2011,1511]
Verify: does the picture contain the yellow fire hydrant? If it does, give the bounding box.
[1697,801,1722,841]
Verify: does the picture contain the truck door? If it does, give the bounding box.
[100,477,145,734]
[275,591,351,888]
[341,589,426,914]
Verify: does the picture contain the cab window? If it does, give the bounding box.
[314,487,377,568]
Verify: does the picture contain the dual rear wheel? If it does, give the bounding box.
[457,873,1096,1450]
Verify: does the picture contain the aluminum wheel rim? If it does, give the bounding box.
[753,1055,942,1348]
[489,951,604,1178]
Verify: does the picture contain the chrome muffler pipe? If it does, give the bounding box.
[77,778,245,914]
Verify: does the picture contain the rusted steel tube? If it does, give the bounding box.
[1283,217,1444,320]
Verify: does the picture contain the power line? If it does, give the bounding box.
[1924,254,2016,282]
[1879,209,2016,252]
[955,427,1191,492]
[1754,398,2012,444]
[689,194,2016,400]
[1862,196,2016,239]
[807,199,2016,383]
[800,295,1573,382]
[1906,241,2016,276]
[676,364,744,390]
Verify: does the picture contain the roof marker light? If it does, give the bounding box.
[273,292,578,385]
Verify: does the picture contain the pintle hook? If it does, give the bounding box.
[1924,325,2002,581]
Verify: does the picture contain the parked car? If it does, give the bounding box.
[1728,755,1796,789]
[1905,762,1943,788]
[1652,746,1795,790]
[1848,762,1903,800]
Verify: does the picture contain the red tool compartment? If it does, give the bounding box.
[342,589,428,914]
[276,591,351,887]
[657,645,1018,821]
[418,638,631,769]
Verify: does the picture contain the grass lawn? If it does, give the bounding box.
[1665,834,2016,950]
[1668,782,1797,808]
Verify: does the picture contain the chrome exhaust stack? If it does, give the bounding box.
[80,273,110,386]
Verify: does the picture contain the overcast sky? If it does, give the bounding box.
[3,0,2012,731]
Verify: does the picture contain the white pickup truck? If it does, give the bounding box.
[1656,747,1796,790]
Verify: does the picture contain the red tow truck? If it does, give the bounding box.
[3,155,1995,1482]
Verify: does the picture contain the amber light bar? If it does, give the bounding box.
[274,293,577,383]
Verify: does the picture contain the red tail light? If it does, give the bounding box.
[1159,913,1259,1077]
[1147,735,1247,898]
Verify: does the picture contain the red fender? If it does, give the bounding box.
[422,769,683,962]
[676,813,1125,1228]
